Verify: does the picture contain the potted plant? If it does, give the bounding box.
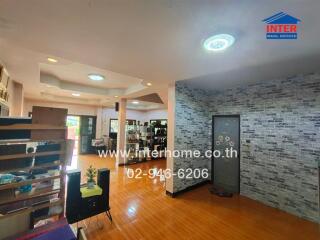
[86,165,97,189]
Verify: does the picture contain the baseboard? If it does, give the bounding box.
[166,180,210,198]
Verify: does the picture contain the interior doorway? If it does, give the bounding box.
[67,115,80,170]
[67,115,80,155]
[79,116,96,154]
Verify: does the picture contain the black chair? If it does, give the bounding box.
[66,168,112,224]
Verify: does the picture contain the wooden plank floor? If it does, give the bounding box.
[75,154,319,240]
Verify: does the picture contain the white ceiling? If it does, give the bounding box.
[40,62,142,89]
[0,0,320,108]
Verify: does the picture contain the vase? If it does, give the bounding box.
[87,181,95,189]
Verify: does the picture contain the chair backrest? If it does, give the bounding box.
[66,170,81,224]
[97,168,110,211]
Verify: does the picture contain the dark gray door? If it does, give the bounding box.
[213,115,240,193]
[80,116,96,154]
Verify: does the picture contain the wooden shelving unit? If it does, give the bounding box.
[150,119,167,159]
[0,124,66,130]
[0,150,65,161]
[0,175,60,191]
[0,106,70,239]
[0,199,64,220]
[0,184,61,205]
[0,162,61,174]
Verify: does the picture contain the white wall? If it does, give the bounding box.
[9,81,24,116]
[100,108,148,138]
[144,109,168,122]
[99,108,168,138]
[23,99,98,116]
[6,78,14,114]
[23,99,167,138]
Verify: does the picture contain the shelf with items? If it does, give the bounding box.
[0,174,60,191]
[0,124,67,130]
[123,120,168,163]
[150,119,167,159]
[0,150,65,161]
[0,162,61,174]
[0,106,71,239]
[0,182,60,206]
[125,123,148,164]
[0,197,63,222]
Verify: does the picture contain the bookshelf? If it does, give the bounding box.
[0,106,71,239]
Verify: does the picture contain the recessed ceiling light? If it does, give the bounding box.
[47,57,58,63]
[203,34,235,51]
[132,101,139,104]
[114,95,118,98]
[88,74,105,81]
[146,82,152,86]
[72,93,80,97]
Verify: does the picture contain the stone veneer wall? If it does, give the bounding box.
[174,73,320,222]
[174,83,212,192]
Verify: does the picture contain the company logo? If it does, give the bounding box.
[263,12,301,39]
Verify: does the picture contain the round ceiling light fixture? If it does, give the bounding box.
[146,82,152,86]
[88,74,105,81]
[47,57,58,63]
[132,101,139,104]
[203,34,235,51]
[72,93,80,97]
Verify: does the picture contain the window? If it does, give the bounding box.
[109,119,137,134]
[110,119,119,134]
[150,119,167,126]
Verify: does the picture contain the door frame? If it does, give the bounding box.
[67,114,97,154]
[66,115,81,154]
[212,114,240,193]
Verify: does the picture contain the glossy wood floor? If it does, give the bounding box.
[75,154,319,240]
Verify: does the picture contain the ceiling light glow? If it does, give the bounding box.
[146,82,152,86]
[114,95,118,98]
[132,101,139,104]
[47,57,58,63]
[203,34,235,51]
[72,93,80,97]
[88,74,105,81]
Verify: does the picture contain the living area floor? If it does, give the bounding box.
[75,154,319,240]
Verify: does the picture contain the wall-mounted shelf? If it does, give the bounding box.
[0,198,63,220]
[0,175,60,191]
[0,124,67,130]
[0,162,61,174]
[0,150,65,161]
[0,184,60,206]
